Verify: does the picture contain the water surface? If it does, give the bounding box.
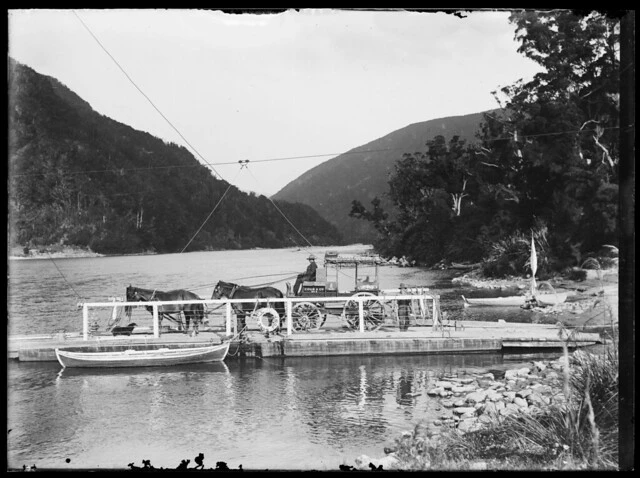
[7,245,561,470]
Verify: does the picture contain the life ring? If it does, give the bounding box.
[253,307,280,333]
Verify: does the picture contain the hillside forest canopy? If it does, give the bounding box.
[350,11,622,277]
[8,58,344,255]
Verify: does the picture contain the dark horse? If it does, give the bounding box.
[125,285,205,334]
[211,280,285,332]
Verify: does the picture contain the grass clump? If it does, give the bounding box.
[395,346,619,470]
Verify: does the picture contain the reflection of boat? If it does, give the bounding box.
[462,295,526,307]
[55,360,230,379]
[535,292,569,306]
[55,343,230,369]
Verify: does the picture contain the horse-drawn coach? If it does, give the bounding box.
[211,251,439,334]
[78,251,440,340]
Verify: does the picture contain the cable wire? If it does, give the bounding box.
[72,10,223,181]
[179,169,242,253]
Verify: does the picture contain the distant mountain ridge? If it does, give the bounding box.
[8,58,344,254]
[272,111,492,243]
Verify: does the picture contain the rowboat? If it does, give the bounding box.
[461,295,526,307]
[55,342,230,369]
[535,292,569,306]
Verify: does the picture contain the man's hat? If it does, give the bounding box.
[308,254,316,261]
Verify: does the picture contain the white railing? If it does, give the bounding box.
[80,292,440,340]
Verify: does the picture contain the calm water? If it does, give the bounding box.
[7,245,561,470]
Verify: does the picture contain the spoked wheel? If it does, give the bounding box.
[253,307,280,333]
[342,292,386,331]
[292,302,324,331]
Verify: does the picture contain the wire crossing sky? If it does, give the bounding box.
[8,8,544,197]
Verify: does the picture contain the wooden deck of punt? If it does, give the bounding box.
[8,321,602,362]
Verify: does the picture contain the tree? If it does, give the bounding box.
[350,11,620,271]
[480,10,620,262]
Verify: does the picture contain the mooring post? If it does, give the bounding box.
[432,296,440,329]
[432,297,438,327]
[359,298,365,333]
[82,304,89,341]
[152,304,159,338]
[286,299,292,336]
[226,302,232,336]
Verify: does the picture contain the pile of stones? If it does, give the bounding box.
[425,356,570,435]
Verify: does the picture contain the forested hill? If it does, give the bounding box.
[272,111,491,243]
[8,58,344,254]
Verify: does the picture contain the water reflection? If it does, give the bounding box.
[8,350,564,470]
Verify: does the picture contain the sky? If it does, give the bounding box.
[8,8,544,197]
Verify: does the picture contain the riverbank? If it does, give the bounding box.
[8,245,104,260]
[351,266,621,471]
[451,267,619,329]
[355,346,618,471]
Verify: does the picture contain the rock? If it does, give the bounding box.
[440,399,455,408]
[453,399,466,407]
[516,367,532,377]
[435,381,454,389]
[503,391,517,401]
[465,390,488,404]
[485,390,502,402]
[456,418,478,433]
[545,371,560,381]
[530,383,553,395]
[504,369,519,380]
[453,406,476,416]
[482,401,500,416]
[516,388,532,399]
[478,414,493,424]
[513,397,528,408]
[500,402,520,416]
[427,388,442,396]
[527,392,550,406]
[533,361,547,372]
[452,385,476,393]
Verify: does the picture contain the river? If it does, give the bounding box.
[7,245,562,470]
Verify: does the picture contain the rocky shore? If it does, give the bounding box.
[452,267,619,329]
[351,266,620,471]
[355,349,605,471]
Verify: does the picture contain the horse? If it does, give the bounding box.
[211,280,285,333]
[125,285,205,334]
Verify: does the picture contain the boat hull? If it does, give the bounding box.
[462,295,526,307]
[55,343,230,368]
[535,293,569,306]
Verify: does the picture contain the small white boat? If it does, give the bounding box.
[55,342,230,369]
[535,292,569,306]
[462,295,526,307]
